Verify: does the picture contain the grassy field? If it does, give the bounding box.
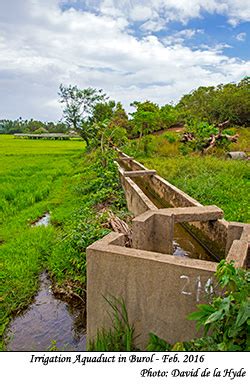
[0,135,126,349]
[124,128,250,223]
[1,130,249,350]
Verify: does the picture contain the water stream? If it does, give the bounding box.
[6,273,86,351]
[6,213,86,351]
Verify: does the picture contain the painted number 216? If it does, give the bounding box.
[180,275,214,302]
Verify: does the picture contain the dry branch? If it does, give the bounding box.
[107,211,132,247]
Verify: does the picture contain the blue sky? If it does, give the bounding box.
[0,0,249,120]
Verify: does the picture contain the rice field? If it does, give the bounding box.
[0,135,125,349]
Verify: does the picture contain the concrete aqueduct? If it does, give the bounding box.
[86,151,249,349]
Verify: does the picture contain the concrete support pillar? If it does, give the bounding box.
[132,211,155,252]
[153,213,174,254]
[132,211,174,254]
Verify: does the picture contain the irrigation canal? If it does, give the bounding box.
[132,177,218,262]
[6,177,216,350]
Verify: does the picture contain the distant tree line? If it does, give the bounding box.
[0,118,68,135]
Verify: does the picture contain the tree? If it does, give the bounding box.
[130,101,161,139]
[91,100,116,124]
[0,118,26,134]
[58,84,107,146]
[160,104,180,128]
[108,102,131,134]
[177,78,250,126]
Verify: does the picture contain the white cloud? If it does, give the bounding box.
[235,32,247,41]
[85,0,250,25]
[163,29,204,45]
[130,5,153,21]
[140,18,166,32]
[0,0,249,120]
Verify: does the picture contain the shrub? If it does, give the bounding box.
[188,260,249,351]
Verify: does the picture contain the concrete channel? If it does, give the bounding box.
[86,151,249,349]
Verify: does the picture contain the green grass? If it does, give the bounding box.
[88,296,136,352]
[137,155,249,223]
[0,135,127,349]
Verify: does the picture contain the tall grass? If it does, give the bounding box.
[138,155,249,223]
[0,135,127,349]
[88,297,136,352]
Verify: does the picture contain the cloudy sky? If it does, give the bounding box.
[0,0,249,121]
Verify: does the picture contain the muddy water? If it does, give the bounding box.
[132,177,217,261]
[32,212,50,227]
[6,273,86,351]
[6,213,86,351]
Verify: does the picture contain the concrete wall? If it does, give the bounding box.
[87,233,217,349]
[117,153,229,257]
[117,163,156,216]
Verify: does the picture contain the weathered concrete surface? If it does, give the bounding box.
[227,240,249,268]
[225,223,250,267]
[241,224,250,241]
[227,151,247,159]
[118,153,228,256]
[132,211,174,254]
[87,234,217,349]
[226,222,245,254]
[157,206,223,223]
[123,170,157,177]
[132,206,223,255]
[118,165,156,216]
[238,224,250,267]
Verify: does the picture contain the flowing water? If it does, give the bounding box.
[6,273,86,351]
[6,213,86,351]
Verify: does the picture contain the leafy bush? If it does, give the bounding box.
[147,333,171,351]
[163,132,177,143]
[188,260,249,351]
[177,77,250,126]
